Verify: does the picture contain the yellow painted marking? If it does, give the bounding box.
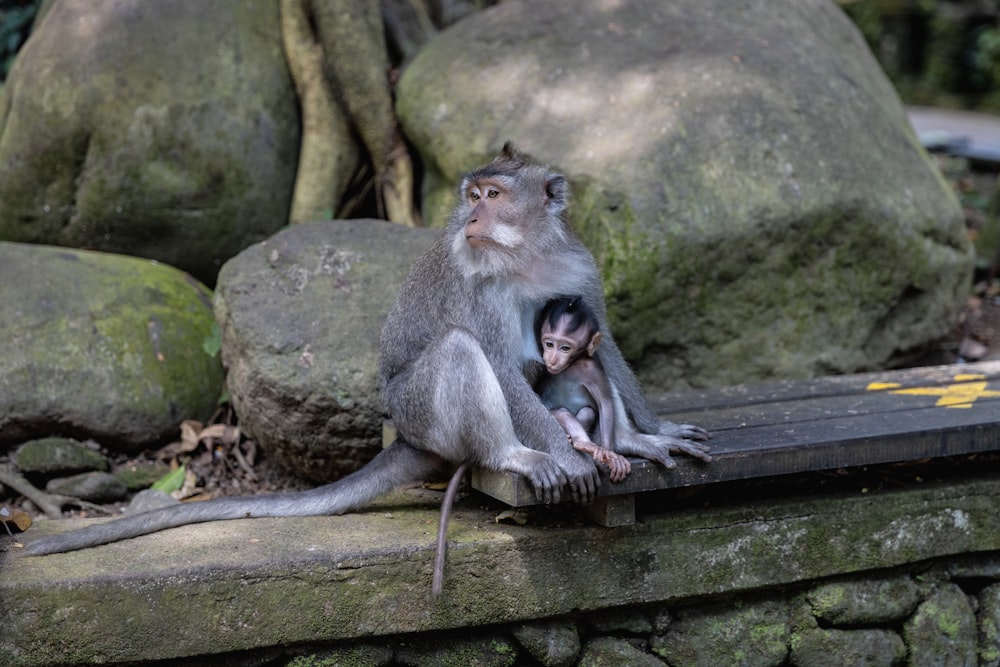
[865,374,1000,409]
[866,382,901,391]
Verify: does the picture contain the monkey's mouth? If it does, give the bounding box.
[465,234,497,250]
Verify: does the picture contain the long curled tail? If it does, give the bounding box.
[24,441,447,556]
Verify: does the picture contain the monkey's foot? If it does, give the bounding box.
[504,449,569,505]
[570,438,631,483]
[658,421,711,442]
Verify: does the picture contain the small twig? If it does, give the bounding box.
[231,444,258,481]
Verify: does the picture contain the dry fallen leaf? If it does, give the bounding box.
[494,509,529,526]
[1,506,32,533]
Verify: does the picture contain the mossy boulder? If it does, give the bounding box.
[13,438,109,476]
[903,583,977,665]
[651,599,790,665]
[0,243,224,450]
[0,0,299,285]
[396,0,974,390]
[789,628,905,667]
[213,219,436,481]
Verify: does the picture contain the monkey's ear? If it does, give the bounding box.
[500,141,519,160]
[545,174,569,215]
[587,331,602,357]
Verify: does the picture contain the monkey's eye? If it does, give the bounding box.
[560,345,573,353]
[487,188,500,199]
[543,341,554,349]
[469,190,480,202]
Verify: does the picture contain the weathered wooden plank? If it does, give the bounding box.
[650,360,1000,413]
[473,361,1000,508]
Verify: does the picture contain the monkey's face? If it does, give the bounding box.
[462,177,525,252]
[448,145,571,280]
[540,320,587,374]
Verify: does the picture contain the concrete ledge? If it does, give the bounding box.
[3,477,1000,665]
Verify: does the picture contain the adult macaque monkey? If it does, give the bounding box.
[536,296,631,482]
[23,143,710,558]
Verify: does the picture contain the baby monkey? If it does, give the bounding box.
[536,297,631,482]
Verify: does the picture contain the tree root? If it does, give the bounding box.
[0,467,109,519]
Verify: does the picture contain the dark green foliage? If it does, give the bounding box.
[0,0,40,79]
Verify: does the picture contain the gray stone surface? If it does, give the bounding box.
[979,583,1000,667]
[904,583,978,667]
[213,219,436,481]
[652,599,789,666]
[13,438,108,475]
[513,620,581,667]
[4,476,1000,666]
[0,0,299,284]
[789,628,905,667]
[45,472,128,504]
[806,575,924,625]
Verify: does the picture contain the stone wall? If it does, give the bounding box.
[276,554,999,666]
[3,473,1000,666]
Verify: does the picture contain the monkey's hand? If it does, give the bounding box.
[505,448,569,505]
[552,449,600,504]
[657,420,712,442]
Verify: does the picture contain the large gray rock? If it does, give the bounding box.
[0,243,224,450]
[213,219,435,482]
[0,0,299,285]
[396,0,974,390]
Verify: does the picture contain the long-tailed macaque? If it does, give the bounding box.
[536,296,631,482]
[23,143,710,559]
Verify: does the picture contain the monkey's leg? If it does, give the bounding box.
[574,406,597,433]
[391,329,569,504]
[551,409,630,482]
[616,431,712,470]
[23,442,445,556]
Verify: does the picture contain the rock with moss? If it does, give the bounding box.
[512,620,580,667]
[651,599,790,666]
[213,219,436,481]
[789,627,905,667]
[903,583,977,666]
[579,637,665,667]
[396,0,973,390]
[395,635,519,667]
[287,643,393,667]
[979,584,1000,667]
[45,471,128,504]
[0,0,299,285]
[0,243,224,450]
[806,575,924,626]
[13,438,109,476]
